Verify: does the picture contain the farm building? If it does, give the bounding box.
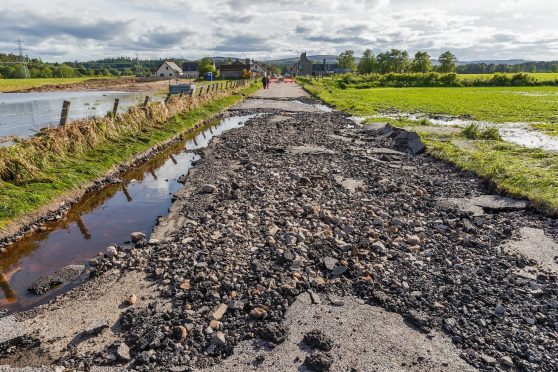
[182,61,200,79]
[250,61,268,76]
[219,60,250,79]
[294,54,352,76]
[294,52,313,76]
[219,59,268,78]
[155,61,183,77]
[312,59,353,76]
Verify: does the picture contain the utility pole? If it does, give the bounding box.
[14,38,30,78]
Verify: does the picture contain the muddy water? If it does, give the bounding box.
[0,114,257,312]
[0,90,166,139]
[366,113,558,152]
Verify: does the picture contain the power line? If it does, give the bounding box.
[14,38,30,78]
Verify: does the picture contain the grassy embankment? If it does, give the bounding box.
[0,82,259,230]
[300,78,558,214]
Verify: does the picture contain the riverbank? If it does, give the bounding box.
[0,82,258,246]
[1,83,556,371]
[299,78,558,216]
[0,77,183,93]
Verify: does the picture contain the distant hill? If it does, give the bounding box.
[464,59,529,65]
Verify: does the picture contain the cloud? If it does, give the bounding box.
[0,10,131,41]
[0,0,557,61]
[213,35,274,52]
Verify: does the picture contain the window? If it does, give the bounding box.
[166,66,169,70]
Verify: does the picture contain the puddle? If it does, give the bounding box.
[292,100,334,112]
[0,114,258,312]
[372,112,558,152]
[0,90,166,139]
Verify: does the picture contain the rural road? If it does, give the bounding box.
[1,83,557,371]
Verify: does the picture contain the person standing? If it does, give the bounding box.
[261,75,267,89]
[266,75,271,89]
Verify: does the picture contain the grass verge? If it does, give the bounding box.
[299,78,558,215]
[423,134,558,214]
[0,83,258,229]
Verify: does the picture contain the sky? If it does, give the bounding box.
[0,0,557,62]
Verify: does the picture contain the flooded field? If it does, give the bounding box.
[0,114,257,312]
[358,112,558,152]
[0,90,165,139]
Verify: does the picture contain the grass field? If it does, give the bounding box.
[300,78,558,214]
[302,84,558,123]
[0,77,115,92]
[0,83,259,229]
[459,73,558,81]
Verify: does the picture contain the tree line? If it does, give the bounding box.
[0,54,161,79]
[337,49,459,74]
[335,49,558,75]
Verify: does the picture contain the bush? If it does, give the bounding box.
[323,72,556,89]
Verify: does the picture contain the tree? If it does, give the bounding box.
[376,49,409,73]
[198,57,216,74]
[411,51,432,73]
[241,69,251,79]
[357,49,376,74]
[122,68,134,76]
[337,50,357,72]
[438,51,457,73]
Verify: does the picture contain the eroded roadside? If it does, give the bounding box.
[1,83,557,371]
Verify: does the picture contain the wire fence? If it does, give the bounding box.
[0,79,255,143]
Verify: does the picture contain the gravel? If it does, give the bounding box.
[4,91,558,371]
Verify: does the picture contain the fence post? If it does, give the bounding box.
[189,88,195,97]
[165,93,172,105]
[143,96,150,107]
[59,100,71,127]
[111,98,120,117]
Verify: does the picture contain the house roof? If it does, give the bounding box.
[219,61,249,71]
[182,62,199,71]
[157,61,183,73]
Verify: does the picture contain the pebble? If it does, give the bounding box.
[201,184,218,194]
[106,245,118,258]
[125,294,137,306]
[249,307,268,320]
[406,235,421,245]
[173,326,188,340]
[130,232,146,243]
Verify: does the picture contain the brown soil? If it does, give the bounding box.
[11,77,183,93]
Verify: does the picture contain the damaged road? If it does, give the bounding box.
[1,83,557,371]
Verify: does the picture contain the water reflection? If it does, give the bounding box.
[0,91,165,138]
[0,114,258,312]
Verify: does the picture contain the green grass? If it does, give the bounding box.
[0,77,116,92]
[0,83,259,228]
[423,135,558,214]
[300,79,558,215]
[301,82,558,123]
[459,73,558,82]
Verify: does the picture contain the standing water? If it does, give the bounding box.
[0,91,165,139]
[0,114,258,312]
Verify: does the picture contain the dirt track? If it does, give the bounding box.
[1,83,557,371]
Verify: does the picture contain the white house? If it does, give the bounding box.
[250,61,268,76]
[155,61,183,77]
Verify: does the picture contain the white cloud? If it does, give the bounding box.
[0,0,556,61]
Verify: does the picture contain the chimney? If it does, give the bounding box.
[245,58,251,66]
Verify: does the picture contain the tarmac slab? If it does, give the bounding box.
[502,227,558,273]
[199,293,475,372]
